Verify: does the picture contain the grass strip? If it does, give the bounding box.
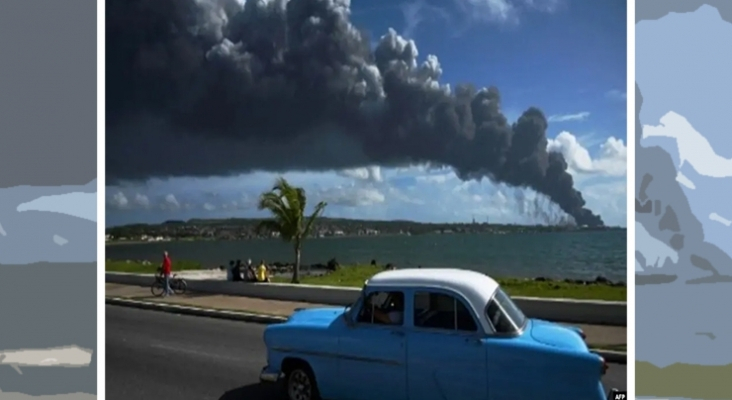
[106,261,625,301]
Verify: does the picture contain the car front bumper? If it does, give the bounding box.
[260,365,281,383]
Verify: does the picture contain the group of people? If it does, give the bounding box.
[156,251,272,297]
[227,259,271,283]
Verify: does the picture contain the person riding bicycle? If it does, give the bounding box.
[161,251,174,296]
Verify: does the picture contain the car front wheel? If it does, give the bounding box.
[284,364,320,400]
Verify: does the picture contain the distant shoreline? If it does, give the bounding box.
[106,228,625,246]
[0,393,95,400]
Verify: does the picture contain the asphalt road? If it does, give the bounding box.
[106,305,627,400]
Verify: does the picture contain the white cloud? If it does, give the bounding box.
[110,192,129,209]
[642,111,732,178]
[676,171,695,189]
[318,186,386,207]
[548,111,590,122]
[547,131,626,176]
[453,0,560,25]
[134,193,151,208]
[577,179,626,225]
[709,212,731,227]
[605,89,626,101]
[106,130,626,226]
[164,194,180,210]
[400,0,443,38]
[415,172,452,184]
[386,186,426,205]
[521,0,561,12]
[337,166,383,182]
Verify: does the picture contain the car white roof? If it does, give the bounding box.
[366,268,500,310]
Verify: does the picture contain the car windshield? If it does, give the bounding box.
[347,288,367,319]
[486,288,527,334]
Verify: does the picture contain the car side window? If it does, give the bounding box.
[356,291,404,326]
[413,291,478,332]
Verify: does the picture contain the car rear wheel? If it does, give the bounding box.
[284,363,320,400]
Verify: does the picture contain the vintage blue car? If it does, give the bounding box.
[260,268,619,400]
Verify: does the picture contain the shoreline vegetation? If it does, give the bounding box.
[636,361,732,399]
[105,216,626,244]
[105,260,626,301]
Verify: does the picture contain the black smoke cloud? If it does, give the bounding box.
[106,0,604,227]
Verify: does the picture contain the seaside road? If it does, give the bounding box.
[105,283,627,348]
[106,305,626,400]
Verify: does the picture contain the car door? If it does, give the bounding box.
[337,289,408,400]
[406,289,488,400]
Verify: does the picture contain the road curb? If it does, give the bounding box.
[106,297,627,364]
[106,297,287,324]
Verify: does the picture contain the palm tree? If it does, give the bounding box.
[256,177,327,283]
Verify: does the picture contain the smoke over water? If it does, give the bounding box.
[106,0,604,227]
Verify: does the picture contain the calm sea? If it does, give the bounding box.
[107,230,626,281]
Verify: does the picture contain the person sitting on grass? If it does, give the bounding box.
[245,258,256,281]
[256,260,270,283]
[233,259,243,282]
[226,260,234,281]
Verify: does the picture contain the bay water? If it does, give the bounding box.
[107,230,626,281]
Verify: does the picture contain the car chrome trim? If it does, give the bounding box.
[271,346,402,366]
[483,300,525,338]
[259,366,281,383]
[408,325,485,338]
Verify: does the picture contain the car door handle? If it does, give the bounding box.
[465,337,481,345]
[391,330,405,337]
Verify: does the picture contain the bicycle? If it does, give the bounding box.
[151,269,188,297]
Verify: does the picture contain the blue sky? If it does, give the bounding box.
[107,0,627,227]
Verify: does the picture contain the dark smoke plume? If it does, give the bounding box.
[106,0,604,227]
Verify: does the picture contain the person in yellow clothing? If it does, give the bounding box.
[256,260,270,283]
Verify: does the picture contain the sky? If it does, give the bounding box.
[106,0,627,227]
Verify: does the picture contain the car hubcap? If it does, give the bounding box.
[288,370,312,400]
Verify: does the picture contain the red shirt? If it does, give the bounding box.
[162,255,172,275]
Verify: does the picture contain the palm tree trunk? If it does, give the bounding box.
[293,242,302,284]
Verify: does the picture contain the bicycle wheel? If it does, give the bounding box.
[150,280,164,297]
[173,278,187,295]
